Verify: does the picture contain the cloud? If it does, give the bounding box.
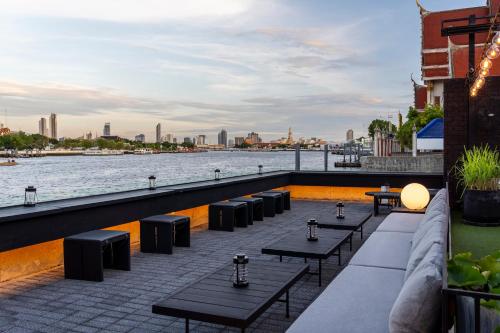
[0,0,255,22]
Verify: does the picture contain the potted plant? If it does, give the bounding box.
[456,146,500,226]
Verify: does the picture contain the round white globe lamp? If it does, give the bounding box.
[400,183,430,210]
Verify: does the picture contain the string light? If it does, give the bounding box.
[479,68,490,77]
[486,44,500,59]
[474,76,485,89]
[493,32,500,46]
[480,58,493,70]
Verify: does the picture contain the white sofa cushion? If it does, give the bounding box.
[287,265,405,333]
[376,213,423,233]
[349,231,413,270]
[389,243,443,333]
[411,190,448,252]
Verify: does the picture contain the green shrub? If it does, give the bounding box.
[455,145,500,192]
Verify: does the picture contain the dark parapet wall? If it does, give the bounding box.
[443,77,500,205]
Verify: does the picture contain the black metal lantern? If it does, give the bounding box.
[24,186,37,207]
[148,175,156,190]
[214,169,221,181]
[307,218,318,241]
[336,202,345,219]
[258,165,263,175]
[233,254,249,288]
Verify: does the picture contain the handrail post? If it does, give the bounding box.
[324,144,328,171]
[295,144,300,171]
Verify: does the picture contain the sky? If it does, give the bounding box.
[0,0,486,142]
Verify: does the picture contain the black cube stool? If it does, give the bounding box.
[139,215,190,254]
[209,202,248,231]
[229,197,264,222]
[264,190,291,210]
[64,230,130,282]
[252,192,283,217]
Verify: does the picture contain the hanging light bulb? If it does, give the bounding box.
[470,88,478,97]
[486,44,500,60]
[480,58,493,70]
[474,77,486,90]
[479,67,490,78]
[493,32,500,46]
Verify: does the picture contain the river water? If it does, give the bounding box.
[0,151,349,208]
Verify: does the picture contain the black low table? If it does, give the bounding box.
[317,212,373,239]
[209,201,248,231]
[152,261,309,333]
[252,192,283,217]
[140,215,190,254]
[229,197,264,222]
[64,230,130,282]
[364,191,401,216]
[261,229,352,286]
[263,190,291,210]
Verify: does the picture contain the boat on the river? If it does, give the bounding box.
[83,148,124,156]
[134,148,153,155]
[0,160,17,166]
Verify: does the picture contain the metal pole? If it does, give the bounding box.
[295,143,300,171]
[324,144,328,171]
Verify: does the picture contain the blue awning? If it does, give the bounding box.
[417,118,443,139]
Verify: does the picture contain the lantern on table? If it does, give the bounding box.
[336,202,345,219]
[148,175,156,190]
[214,169,221,181]
[233,254,249,288]
[24,186,38,207]
[307,218,318,241]
[258,165,263,175]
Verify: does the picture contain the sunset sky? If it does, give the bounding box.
[0,0,484,142]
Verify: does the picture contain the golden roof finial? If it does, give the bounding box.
[416,0,429,16]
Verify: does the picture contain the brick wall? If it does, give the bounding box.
[444,77,500,205]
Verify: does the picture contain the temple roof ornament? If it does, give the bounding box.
[416,0,429,16]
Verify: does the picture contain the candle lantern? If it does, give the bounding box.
[214,169,221,181]
[24,186,38,207]
[307,218,318,241]
[258,165,263,175]
[381,183,390,192]
[148,175,156,190]
[336,202,345,219]
[233,254,249,288]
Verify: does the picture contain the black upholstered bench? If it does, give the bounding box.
[229,197,264,223]
[139,215,190,254]
[209,201,248,231]
[252,192,284,217]
[64,230,130,282]
[264,190,291,210]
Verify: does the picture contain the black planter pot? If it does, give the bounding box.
[463,190,500,226]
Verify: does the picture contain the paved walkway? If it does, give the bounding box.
[0,200,385,333]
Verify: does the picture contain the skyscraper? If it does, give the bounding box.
[103,122,111,136]
[38,118,48,137]
[165,133,173,143]
[234,137,245,146]
[197,135,206,145]
[218,129,228,147]
[49,113,57,139]
[346,129,354,141]
[155,123,161,143]
[247,132,260,144]
[135,134,145,143]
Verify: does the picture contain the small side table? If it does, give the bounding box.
[264,190,291,210]
[209,202,248,231]
[229,197,264,222]
[64,230,130,282]
[252,192,284,217]
[140,215,190,254]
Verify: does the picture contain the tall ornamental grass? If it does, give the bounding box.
[456,146,500,192]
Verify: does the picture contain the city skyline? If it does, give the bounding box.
[0,0,483,140]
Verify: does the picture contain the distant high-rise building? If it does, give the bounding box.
[38,117,48,137]
[228,139,234,147]
[218,129,228,147]
[135,134,145,143]
[346,129,354,141]
[183,137,192,144]
[286,127,294,144]
[155,123,161,143]
[49,113,57,139]
[247,132,261,144]
[103,122,111,136]
[197,135,206,145]
[172,137,177,144]
[165,133,173,143]
[85,132,93,140]
[234,137,245,146]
